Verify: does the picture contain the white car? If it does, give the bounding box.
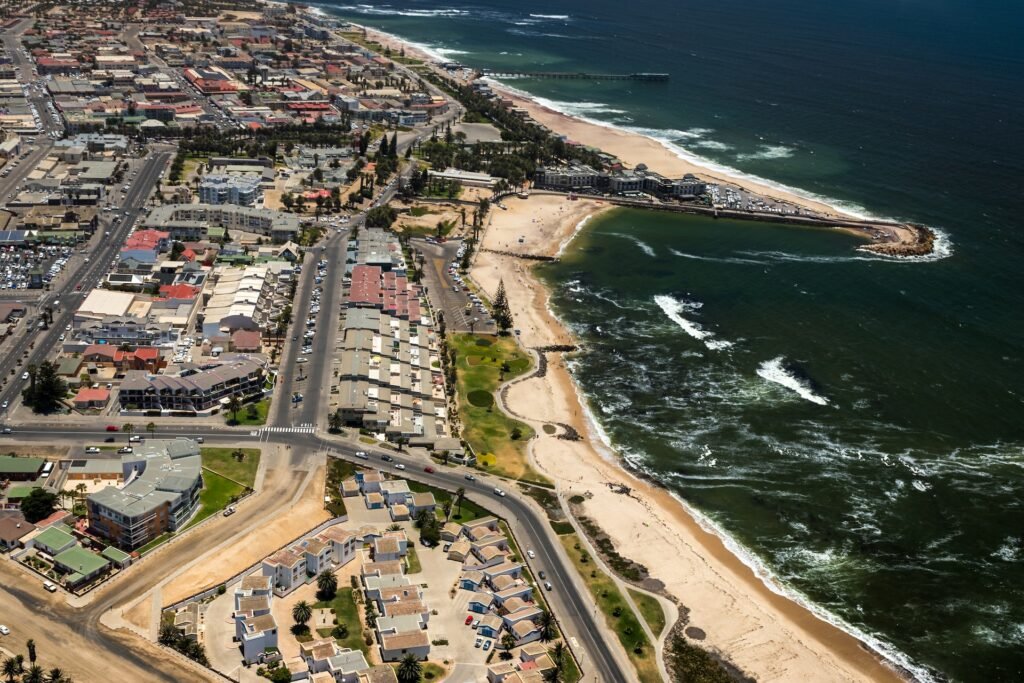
[85,447,100,454]
[394,463,406,470]
[527,549,536,559]
[494,488,506,497]
[296,357,308,364]
[0,625,8,635]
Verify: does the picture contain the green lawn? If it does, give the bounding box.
[225,398,271,426]
[201,447,261,487]
[137,532,172,555]
[406,479,492,523]
[628,588,667,638]
[451,334,546,483]
[405,544,422,574]
[559,534,659,683]
[422,662,446,681]
[313,588,368,655]
[182,471,246,531]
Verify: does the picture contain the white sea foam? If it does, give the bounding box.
[608,232,656,257]
[557,214,594,257]
[735,144,797,161]
[336,4,468,17]
[756,357,829,405]
[529,13,570,19]
[669,247,765,265]
[653,294,733,351]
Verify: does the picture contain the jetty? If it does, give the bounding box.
[481,70,669,82]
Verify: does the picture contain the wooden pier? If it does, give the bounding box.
[481,70,669,82]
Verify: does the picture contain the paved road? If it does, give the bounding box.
[414,238,497,334]
[6,422,630,682]
[0,150,172,411]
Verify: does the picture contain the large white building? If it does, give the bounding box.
[198,174,262,206]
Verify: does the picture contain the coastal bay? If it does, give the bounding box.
[472,195,905,682]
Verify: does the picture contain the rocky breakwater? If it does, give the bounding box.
[857,222,937,257]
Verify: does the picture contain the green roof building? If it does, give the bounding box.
[33,526,77,556]
[0,455,45,481]
[53,546,110,585]
[100,545,132,567]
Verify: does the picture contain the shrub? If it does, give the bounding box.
[467,390,494,408]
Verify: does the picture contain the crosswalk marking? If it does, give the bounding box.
[260,423,316,434]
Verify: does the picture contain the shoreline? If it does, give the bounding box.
[343,20,941,259]
[469,194,913,683]
[322,12,926,679]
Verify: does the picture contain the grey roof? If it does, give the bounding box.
[88,439,201,518]
[328,649,369,674]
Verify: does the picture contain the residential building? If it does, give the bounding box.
[144,203,299,243]
[236,613,278,664]
[198,174,262,206]
[86,439,203,550]
[118,358,265,414]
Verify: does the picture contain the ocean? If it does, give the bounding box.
[319,1,1024,680]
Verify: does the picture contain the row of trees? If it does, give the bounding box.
[2,638,74,682]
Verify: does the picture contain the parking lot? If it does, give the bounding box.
[0,244,77,290]
[414,238,496,335]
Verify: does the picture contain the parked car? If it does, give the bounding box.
[0,625,9,635]
[482,640,491,651]
[471,619,480,630]
[464,615,474,626]
[43,581,57,593]
[196,437,204,444]
[223,505,236,517]
[117,446,133,454]
[85,446,100,454]
[105,425,119,432]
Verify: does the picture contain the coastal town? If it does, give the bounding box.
[0,2,934,683]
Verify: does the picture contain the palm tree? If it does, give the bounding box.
[454,487,466,518]
[45,668,68,683]
[538,609,556,642]
[549,642,567,678]
[2,657,20,683]
[23,665,44,683]
[292,600,312,628]
[500,632,517,658]
[121,423,134,440]
[316,570,338,599]
[74,483,87,509]
[396,654,421,683]
[227,394,241,424]
[145,422,156,438]
[26,639,36,665]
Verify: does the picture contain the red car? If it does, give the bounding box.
[464,615,474,625]
[105,425,118,432]
[424,466,435,474]
[75,284,82,291]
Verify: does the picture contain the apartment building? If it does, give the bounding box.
[118,357,265,414]
[198,174,262,206]
[87,439,203,550]
[201,264,279,337]
[145,203,299,243]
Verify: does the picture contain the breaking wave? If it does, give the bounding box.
[653,294,733,351]
[756,357,829,405]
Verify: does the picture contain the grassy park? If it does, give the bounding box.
[314,588,368,655]
[450,334,547,483]
[559,533,659,683]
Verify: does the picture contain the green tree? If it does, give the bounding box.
[21,361,67,414]
[492,279,513,333]
[146,422,156,438]
[500,632,517,659]
[26,640,35,665]
[122,423,134,439]
[22,665,44,683]
[327,409,343,433]
[453,487,466,518]
[546,642,567,682]
[226,394,242,424]
[316,570,338,600]
[2,656,21,683]
[45,667,68,683]
[292,600,313,628]
[538,608,557,642]
[20,488,57,524]
[396,654,421,683]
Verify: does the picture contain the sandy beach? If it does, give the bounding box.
[470,195,905,683]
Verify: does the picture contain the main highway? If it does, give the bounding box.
[0,150,172,411]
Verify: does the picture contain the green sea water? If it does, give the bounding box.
[321,0,1024,679]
